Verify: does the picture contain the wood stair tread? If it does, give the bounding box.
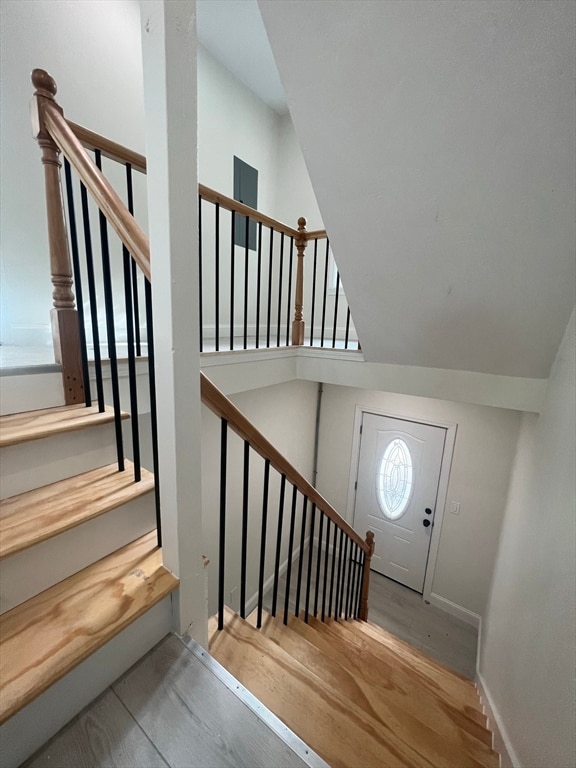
[255,611,493,749]
[287,614,490,741]
[248,610,497,768]
[0,404,129,447]
[319,616,485,720]
[210,608,496,768]
[0,531,178,725]
[0,462,154,559]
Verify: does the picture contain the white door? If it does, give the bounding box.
[353,413,446,593]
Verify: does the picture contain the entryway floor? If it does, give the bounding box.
[368,571,478,679]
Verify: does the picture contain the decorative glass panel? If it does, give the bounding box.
[376,438,413,520]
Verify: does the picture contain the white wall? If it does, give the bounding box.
[479,311,575,768]
[0,0,145,347]
[201,378,318,616]
[316,384,522,617]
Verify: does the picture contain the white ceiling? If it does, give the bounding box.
[258,0,576,378]
[197,0,575,378]
[196,0,287,114]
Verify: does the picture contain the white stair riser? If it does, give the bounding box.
[0,494,156,614]
[0,373,65,416]
[0,424,121,497]
[0,596,173,768]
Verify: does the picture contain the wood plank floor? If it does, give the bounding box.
[24,635,313,768]
[262,547,478,679]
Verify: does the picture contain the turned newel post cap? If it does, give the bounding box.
[297,216,307,229]
[32,69,57,97]
[366,530,375,554]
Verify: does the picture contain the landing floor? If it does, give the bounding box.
[23,635,317,768]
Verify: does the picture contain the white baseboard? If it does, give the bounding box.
[476,671,521,768]
[428,592,481,628]
[245,536,309,617]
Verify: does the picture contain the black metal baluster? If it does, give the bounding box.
[80,183,104,412]
[339,536,350,619]
[266,229,274,348]
[314,511,324,617]
[257,459,271,629]
[122,241,141,482]
[344,306,351,350]
[321,518,331,621]
[332,271,340,348]
[328,521,338,619]
[240,440,249,619]
[334,528,345,620]
[304,503,316,622]
[294,496,308,618]
[283,484,298,625]
[345,538,354,619]
[230,210,235,350]
[198,195,204,352]
[125,165,141,357]
[276,233,284,347]
[63,160,90,406]
[356,550,366,617]
[145,279,162,546]
[218,418,228,630]
[215,203,220,351]
[95,150,124,472]
[243,214,249,349]
[309,239,318,347]
[271,474,286,617]
[347,543,358,620]
[285,237,294,345]
[352,546,362,619]
[320,239,330,347]
[256,222,262,349]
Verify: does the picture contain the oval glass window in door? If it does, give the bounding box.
[376,438,413,520]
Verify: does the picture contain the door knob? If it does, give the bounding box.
[425,507,432,515]
[422,519,431,527]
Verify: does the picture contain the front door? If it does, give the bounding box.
[353,412,446,593]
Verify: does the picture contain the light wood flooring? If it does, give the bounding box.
[261,552,478,679]
[23,634,313,768]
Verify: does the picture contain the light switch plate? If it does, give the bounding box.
[450,501,461,515]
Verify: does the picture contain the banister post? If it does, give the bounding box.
[291,216,307,345]
[30,69,84,405]
[358,530,375,621]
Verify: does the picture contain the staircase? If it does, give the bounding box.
[0,396,178,739]
[209,607,499,768]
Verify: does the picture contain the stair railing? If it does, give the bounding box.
[30,69,161,544]
[30,68,371,610]
[45,91,359,356]
[202,373,375,628]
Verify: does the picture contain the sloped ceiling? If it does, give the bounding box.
[258,0,575,378]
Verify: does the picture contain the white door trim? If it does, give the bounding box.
[346,404,457,606]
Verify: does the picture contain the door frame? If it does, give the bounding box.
[346,404,457,603]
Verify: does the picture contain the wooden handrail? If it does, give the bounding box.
[65,120,301,239]
[198,185,299,238]
[200,372,369,554]
[305,229,328,241]
[67,121,147,174]
[43,104,151,281]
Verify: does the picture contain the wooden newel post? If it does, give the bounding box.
[291,216,307,345]
[30,69,84,405]
[359,530,375,621]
